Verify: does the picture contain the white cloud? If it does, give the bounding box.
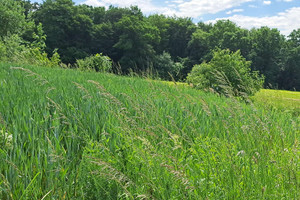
[208,7,300,35]
[226,9,244,15]
[82,0,253,18]
[81,0,169,14]
[173,0,253,18]
[82,0,106,7]
[171,0,184,3]
[263,1,272,5]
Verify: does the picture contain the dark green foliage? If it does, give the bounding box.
[0,0,62,68]
[248,27,285,88]
[208,20,251,55]
[187,49,264,97]
[0,0,26,37]
[278,29,300,90]
[113,7,160,72]
[1,0,299,89]
[187,29,210,63]
[147,14,170,54]
[186,28,211,76]
[166,17,197,60]
[153,51,184,80]
[76,53,112,72]
[32,0,92,63]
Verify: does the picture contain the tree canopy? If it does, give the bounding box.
[0,0,299,91]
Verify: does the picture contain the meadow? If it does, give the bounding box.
[253,89,300,117]
[0,62,299,199]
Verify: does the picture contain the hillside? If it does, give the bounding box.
[0,63,299,199]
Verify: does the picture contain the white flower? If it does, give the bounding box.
[237,150,245,156]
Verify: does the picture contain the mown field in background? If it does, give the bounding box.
[253,89,300,117]
[160,81,300,117]
[0,62,299,199]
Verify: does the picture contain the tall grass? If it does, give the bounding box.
[0,62,299,199]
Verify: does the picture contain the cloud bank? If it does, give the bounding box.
[209,7,300,35]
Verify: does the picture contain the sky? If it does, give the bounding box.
[32,0,300,35]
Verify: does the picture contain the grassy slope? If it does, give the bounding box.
[0,63,299,199]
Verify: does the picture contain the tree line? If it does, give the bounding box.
[1,0,300,90]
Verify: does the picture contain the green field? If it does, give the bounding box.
[160,81,300,117]
[0,63,299,199]
[253,89,300,116]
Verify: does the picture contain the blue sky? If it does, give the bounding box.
[32,0,300,35]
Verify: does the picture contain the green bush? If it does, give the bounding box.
[0,41,6,60]
[154,51,184,80]
[0,34,26,61]
[0,28,61,68]
[187,49,264,97]
[76,53,112,72]
[19,48,61,68]
[0,36,60,67]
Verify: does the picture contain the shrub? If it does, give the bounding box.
[76,53,112,72]
[0,34,26,61]
[0,33,61,68]
[187,49,264,97]
[0,41,6,60]
[20,48,61,68]
[154,51,184,80]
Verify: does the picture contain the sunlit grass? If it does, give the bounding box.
[0,62,299,199]
[252,89,300,116]
[160,81,300,116]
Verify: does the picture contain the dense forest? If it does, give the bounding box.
[1,0,300,90]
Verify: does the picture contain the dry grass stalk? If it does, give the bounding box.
[73,82,92,99]
[10,67,49,85]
